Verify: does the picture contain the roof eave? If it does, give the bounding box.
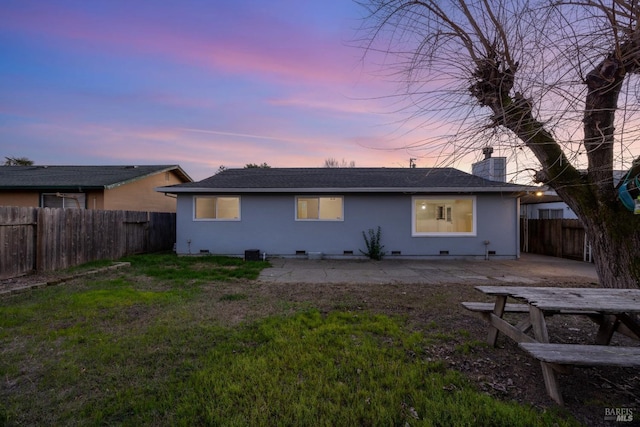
[0,185,106,191]
[156,186,533,194]
[104,165,193,189]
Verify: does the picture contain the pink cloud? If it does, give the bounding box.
[1,3,363,87]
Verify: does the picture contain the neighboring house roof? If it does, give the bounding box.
[0,165,192,190]
[158,167,532,194]
[520,193,563,205]
[520,170,629,206]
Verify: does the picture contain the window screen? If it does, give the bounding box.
[41,193,85,209]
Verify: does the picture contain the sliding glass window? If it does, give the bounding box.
[194,196,240,220]
[296,196,343,221]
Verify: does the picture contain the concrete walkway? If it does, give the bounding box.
[258,253,599,285]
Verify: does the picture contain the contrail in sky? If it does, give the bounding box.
[179,128,296,143]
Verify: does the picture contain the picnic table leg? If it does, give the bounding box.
[595,315,619,345]
[529,306,564,405]
[615,313,640,341]
[486,296,506,347]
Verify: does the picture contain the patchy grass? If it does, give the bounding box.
[0,254,580,426]
[219,293,249,302]
[121,253,269,284]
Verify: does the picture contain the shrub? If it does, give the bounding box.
[360,226,386,260]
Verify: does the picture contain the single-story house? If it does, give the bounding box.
[0,165,192,212]
[520,171,630,219]
[157,167,533,259]
[520,190,577,219]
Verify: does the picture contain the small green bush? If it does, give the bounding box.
[360,226,386,260]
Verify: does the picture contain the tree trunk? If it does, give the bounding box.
[470,55,640,289]
[580,207,640,289]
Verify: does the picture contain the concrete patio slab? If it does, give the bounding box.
[258,253,598,285]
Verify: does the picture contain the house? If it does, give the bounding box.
[520,190,577,219]
[157,167,533,259]
[0,165,192,212]
[520,171,631,219]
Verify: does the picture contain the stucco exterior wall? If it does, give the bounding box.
[104,171,182,212]
[175,193,520,259]
[0,192,40,207]
[85,191,105,210]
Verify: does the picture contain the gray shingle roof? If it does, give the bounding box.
[0,165,192,190]
[159,167,530,193]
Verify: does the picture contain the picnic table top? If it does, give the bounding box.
[474,286,640,313]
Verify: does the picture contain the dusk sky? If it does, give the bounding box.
[1,1,478,181]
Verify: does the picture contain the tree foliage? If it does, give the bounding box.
[359,0,640,288]
[324,158,356,168]
[245,163,271,168]
[4,156,33,166]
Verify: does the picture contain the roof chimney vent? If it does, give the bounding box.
[472,147,506,182]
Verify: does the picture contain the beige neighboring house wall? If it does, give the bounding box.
[103,170,182,212]
[0,192,39,207]
[0,166,191,212]
[85,191,105,210]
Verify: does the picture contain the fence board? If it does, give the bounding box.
[0,206,175,279]
[521,218,588,261]
[0,207,37,279]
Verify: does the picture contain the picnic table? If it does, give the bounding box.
[462,286,640,405]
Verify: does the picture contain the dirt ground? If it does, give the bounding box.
[2,268,639,426]
[247,279,640,427]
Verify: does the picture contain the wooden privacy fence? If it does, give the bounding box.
[521,218,590,261]
[0,206,176,279]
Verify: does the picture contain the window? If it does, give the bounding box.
[194,196,240,220]
[412,196,476,236]
[41,193,85,209]
[296,196,343,221]
[538,209,563,219]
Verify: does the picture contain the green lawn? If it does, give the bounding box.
[0,254,578,426]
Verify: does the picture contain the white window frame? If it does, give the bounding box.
[193,196,241,221]
[295,196,344,221]
[41,192,86,209]
[412,196,477,237]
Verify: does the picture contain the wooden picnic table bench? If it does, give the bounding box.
[518,343,640,367]
[461,286,640,405]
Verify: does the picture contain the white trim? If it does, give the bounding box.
[411,195,477,237]
[192,195,241,221]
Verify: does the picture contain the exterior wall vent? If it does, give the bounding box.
[295,250,306,255]
[391,251,401,255]
[343,250,354,255]
[199,249,210,254]
[439,250,449,255]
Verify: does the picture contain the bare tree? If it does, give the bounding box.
[324,158,356,167]
[358,0,640,288]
